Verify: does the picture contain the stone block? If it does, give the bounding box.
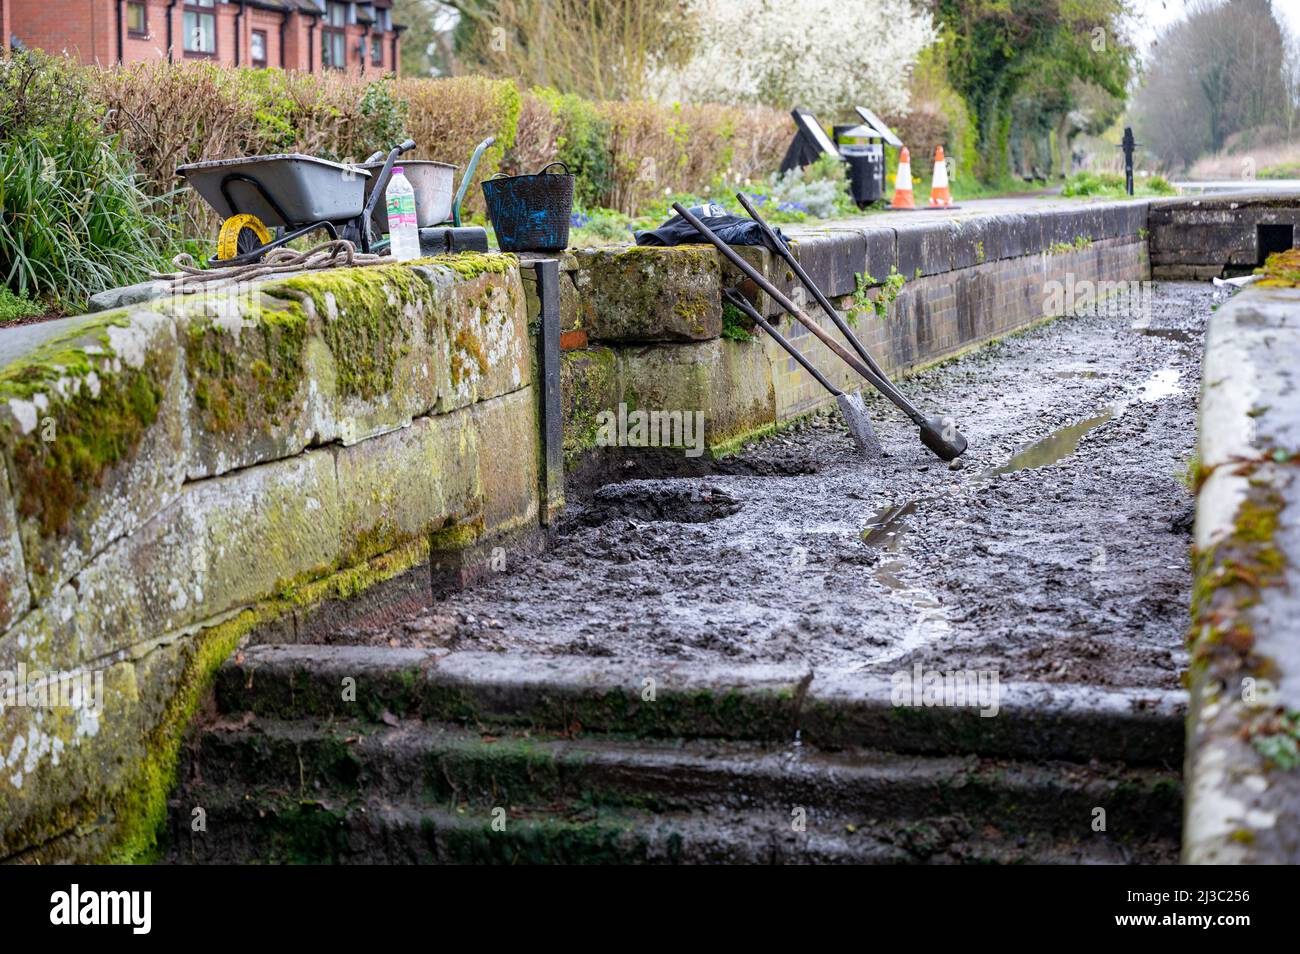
[0,309,188,604]
[333,411,483,565]
[571,246,722,342]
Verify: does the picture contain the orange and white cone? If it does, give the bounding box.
[928,146,953,207]
[891,147,915,210]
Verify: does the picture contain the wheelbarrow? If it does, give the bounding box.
[358,136,497,255]
[178,139,416,266]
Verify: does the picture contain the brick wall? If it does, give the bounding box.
[11,0,113,62]
[9,0,400,72]
[121,0,173,62]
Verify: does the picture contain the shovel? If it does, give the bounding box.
[674,200,968,461]
[724,288,881,458]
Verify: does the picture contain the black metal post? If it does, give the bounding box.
[532,259,565,525]
[1122,127,1136,197]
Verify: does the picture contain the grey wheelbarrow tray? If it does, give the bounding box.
[177,154,370,226]
[361,159,454,234]
[360,135,497,238]
[178,140,415,265]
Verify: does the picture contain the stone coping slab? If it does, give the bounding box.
[1187,283,1300,863]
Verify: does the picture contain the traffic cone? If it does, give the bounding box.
[891,147,915,210]
[928,146,953,208]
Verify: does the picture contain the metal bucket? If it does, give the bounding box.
[361,159,455,233]
[176,154,369,226]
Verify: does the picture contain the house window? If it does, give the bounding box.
[370,34,382,65]
[375,9,389,30]
[250,29,268,67]
[183,0,216,56]
[126,1,147,36]
[322,30,347,69]
[325,2,347,26]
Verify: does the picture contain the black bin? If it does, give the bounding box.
[835,124,884,208]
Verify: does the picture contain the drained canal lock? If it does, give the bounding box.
[175,281,1223,864]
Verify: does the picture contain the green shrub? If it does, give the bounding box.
[0,285,43,322]
[571,207,634,244]
[399,75,521,217]
[1062,169,1179,198]
[534,88,614,210]
[1,52,173,310]
[721,300,756,341]
[1061,170,1126,196]
[1145,175,1177,195]
[1260,162,1300,180]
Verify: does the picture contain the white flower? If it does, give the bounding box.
[651,0,935,117]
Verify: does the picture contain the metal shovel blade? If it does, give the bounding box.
[919,415,968,461]
[837,392,882,459]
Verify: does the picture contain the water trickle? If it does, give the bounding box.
[1138,368,1181,402]
[1130,325,1194,343]
[860,500,953,664]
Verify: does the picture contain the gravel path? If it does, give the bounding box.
[323,280,1226,691]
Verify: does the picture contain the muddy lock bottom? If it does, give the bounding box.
[316,281,1216,691]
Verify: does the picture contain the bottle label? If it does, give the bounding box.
[386,192,417,229]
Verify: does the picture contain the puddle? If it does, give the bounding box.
[1051,370,1104,379]
[1130,326,1194,343]
[862,501,918,550]
[860,500,953,666]
[1138,368,1181,402]
[983,407,1119,478]
[858,401,1129,662]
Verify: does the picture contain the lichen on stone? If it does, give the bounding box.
[0,313,165,538]
[183,300,310,435]
[270,266,429,402]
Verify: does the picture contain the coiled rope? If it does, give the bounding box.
[153,240,388,292]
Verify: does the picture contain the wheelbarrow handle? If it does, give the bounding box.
[359,139,419,252]
[453,136,496,228]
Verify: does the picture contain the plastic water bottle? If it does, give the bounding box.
[385,167,420,261]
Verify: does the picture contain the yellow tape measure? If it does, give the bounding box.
[216,213,272,261]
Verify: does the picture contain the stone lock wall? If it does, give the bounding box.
[1150,193,1300,279]
[0,255,541,862]
[1187,281,1300,864]
[548,201,1150,473]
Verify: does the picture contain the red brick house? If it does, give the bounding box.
[2,0,402,74]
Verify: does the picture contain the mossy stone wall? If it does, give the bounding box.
[0,254,539,862]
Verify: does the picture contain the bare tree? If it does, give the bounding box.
[1134,0,1296,170]
[443,0,697,101]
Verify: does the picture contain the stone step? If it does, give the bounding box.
[180,716,1181,842]
[166,787,1177,865]
[214,645,1186,765]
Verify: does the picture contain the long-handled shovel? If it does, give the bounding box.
[723,288,881,458]
[674,201,968,461]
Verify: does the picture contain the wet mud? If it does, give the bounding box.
[329,282,1226,691]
